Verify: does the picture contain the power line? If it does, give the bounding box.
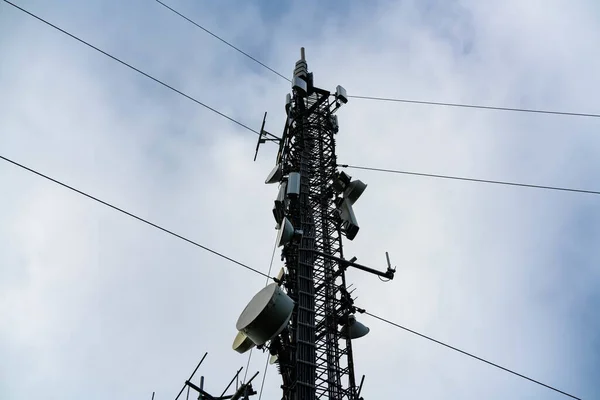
[155,0,289,85]
[1,0,260,136]
[363,311,582,400]
[8,0,594,200]
[151,0,600,120]
[0,154,271,280]
[154,0,290,83]
[339,164,600,197]
[0,153,582,398]
[347,95,600,119]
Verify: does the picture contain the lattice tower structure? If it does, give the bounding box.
[276,62,359,400]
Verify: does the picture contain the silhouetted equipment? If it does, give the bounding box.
[273,182,287,227]
[173,353,259,400]
[332,171,352,193]
[234,47,396,400]
[344,180,367,205]
[254,112,281,162]
[275,267,286,284]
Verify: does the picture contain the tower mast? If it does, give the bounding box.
[235,48,395,400]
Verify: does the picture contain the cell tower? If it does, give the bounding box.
[233,48,395,400]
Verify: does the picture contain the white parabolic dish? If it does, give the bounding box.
[236,283,294,346]
[232,331,256,354]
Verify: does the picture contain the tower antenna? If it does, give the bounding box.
[234,48,396,399]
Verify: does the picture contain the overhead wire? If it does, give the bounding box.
[0,154,272,280]
[0,153,582,399]
[154,0,290,83]
[346,95,600,119]
[151,0,600,120]
[339,164,600,197]
[6,1,596,199]
[363,311,581,400]
[1,0,260,136]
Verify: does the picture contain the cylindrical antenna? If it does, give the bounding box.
[293,47,308,80]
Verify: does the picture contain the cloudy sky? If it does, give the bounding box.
[1,0,599,399]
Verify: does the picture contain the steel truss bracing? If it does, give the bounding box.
[239,48,395,400]
[274,61,359,400]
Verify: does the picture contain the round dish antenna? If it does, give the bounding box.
[236,283,294,346]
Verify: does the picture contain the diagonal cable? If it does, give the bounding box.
[152,0,600,120]
[2,0,260,135]
[154,0,290,83]
[0,154,271,280]
[363,311,582,400]
[347,95,600,119]
[339,164,600,196]
[0,153,583,399]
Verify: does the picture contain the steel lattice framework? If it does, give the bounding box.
[238,48,394,400]
[273,58,359,400]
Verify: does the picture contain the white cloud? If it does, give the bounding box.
[1,0,598,399]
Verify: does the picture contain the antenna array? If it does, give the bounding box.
[234,48,395,400]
